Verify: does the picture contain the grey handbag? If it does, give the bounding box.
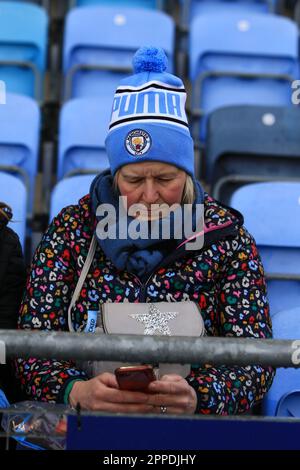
[68,236,205,378]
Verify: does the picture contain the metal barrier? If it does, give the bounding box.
[1,330,300,451]
[0,329,300,367]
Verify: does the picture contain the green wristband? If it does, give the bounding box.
[63,379,85,405]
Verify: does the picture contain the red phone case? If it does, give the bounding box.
[115,365,156,391]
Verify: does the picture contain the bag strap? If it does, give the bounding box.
[68,235,97,332]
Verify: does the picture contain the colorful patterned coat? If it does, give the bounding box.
[16,193,274,414]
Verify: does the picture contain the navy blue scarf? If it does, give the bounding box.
[90,169,204,279]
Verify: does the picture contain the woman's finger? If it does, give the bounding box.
[159,374,184,382]
[148,378,187,395]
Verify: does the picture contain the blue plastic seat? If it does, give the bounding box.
[180,0,277,29]
[189,12,299,142]
[205,104,300,196]
[262,307,300,416]
[63,6,175,99]
[0,172,27,249]
[230,182,300,317]
[0,93,40,215]
[276,391,300,417]
[58,97,111,180]
[70,0,164,8]
[0,0,47,3]
[0,1,48,99]
[50,174,97,221]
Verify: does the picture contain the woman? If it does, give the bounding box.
[0,202,26,403]
[16,47,274,415]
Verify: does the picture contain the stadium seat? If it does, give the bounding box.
[262,307,300,416]
[0,93,40,215]
[50,174,97,221]
[206,105,300,200]
[0,0,48,4]
[63,6,175,99]
[0,1,48,99]
[276,391,300,417]
[189,12,299,143]
[69,0,164,9]
[0,172,27,249]
[58,97,111,180]
[180,0,276,30]
[229,181,300,317]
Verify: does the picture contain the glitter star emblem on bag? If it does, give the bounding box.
[129,303,179,335]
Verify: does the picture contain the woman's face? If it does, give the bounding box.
[117,162,187,218]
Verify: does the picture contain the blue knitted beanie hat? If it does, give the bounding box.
[105,46,194,176]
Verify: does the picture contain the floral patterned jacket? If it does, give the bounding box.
[16,193,274,414]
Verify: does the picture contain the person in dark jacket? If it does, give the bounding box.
[16,47,274,415]
[0,202,26,403]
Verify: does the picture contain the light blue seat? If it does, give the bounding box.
[230,182,300,317]
[58,97,111,180]
[63,6,175,99]
[0,1,48,99]
[50,174,97,221]
[180,0,277,29]
[0,93,40,215]
[189,12,299,142]
[70,0,164,9]
[0,172,27,249]
[262,307,300,416]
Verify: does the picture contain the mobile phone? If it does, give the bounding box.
[115,365,156,391]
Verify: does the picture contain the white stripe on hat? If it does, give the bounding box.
[116,80,185,93]
[109,86,189,131]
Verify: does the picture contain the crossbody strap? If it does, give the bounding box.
[68,235,97,332]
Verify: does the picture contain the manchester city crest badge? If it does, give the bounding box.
[125,129,152,156]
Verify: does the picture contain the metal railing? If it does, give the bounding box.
[1,330,300,368]
[1,329,300,451]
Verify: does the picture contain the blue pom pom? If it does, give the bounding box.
[133,46,168,73]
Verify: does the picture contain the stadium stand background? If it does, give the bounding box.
[0,0,298,257]
[0,0,300,418]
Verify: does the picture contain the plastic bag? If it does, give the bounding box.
[1,401,68,450]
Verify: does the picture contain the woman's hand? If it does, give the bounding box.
[69,373,197,415]
[146,374,197,415]
[68,372,155,413]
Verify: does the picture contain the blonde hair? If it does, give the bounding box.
[181,175,195,205]
[113,170,195,205]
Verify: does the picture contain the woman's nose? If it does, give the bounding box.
[143,181,159,204]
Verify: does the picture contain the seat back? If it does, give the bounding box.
[230,181,300,316]
[0,171,27,249]
[180,0,275,31]
[0,1,48,98]
[262,307,300,416]
[58,97,111,179]
[0,93,40,213]
[73,0,162,8]
[63,6,174,99]
[190,13,298,80]
[189,13,299,141]
[276,391,300,417]
[50,174,97,221]
[206,105,300,186]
